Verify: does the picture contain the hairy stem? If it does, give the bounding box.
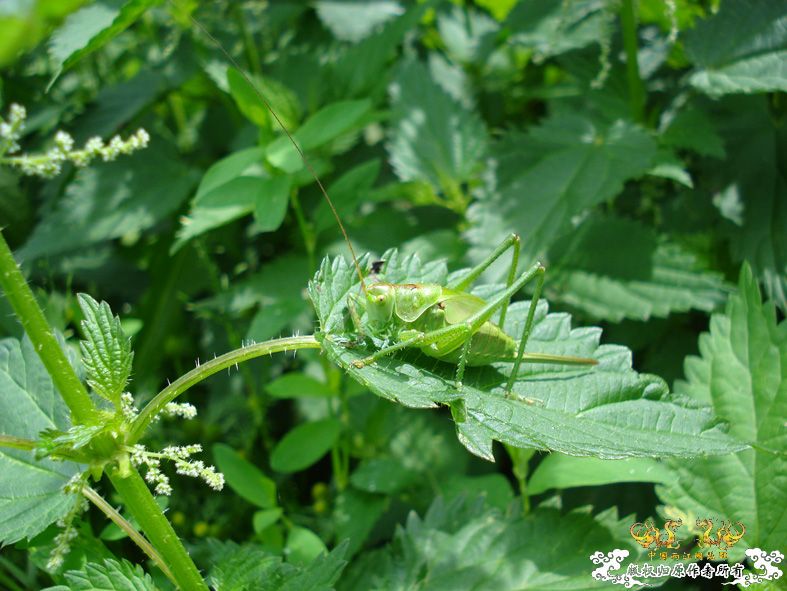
[0,231,95,424]
[128,335,321,443]
[107,468,207,590]
[82,486,175,584]
[620,0,645,123]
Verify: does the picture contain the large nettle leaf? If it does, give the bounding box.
[205,539,347,591]
[308,250,746,461]
[712,98,787,312]
[387,58,487,195]
[0,336,80,544]
[547,215,731,322]
[505,0,611,60]
[43,558,157,591]
[465,114,656,278]
[656,265,787,559]
[339,496,635,591]
[21,141,197,260]
[684,0,787,96]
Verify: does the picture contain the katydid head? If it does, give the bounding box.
[364,284,395,331]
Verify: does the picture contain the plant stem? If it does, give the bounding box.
[128,335,321,443]
[82,486,175,584]
[0,231,95,424]
[505,445,534,514]
[620,0,645,123]
[107,468,207,590]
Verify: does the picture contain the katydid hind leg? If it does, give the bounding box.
[447,233,520,295]
[504,265,545,397]
[454,338,472,389]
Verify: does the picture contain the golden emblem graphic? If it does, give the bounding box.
[629,518,746,551]
[695,519,746,549]
[630,518,683,549]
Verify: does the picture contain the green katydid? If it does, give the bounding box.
[191,18,597,397]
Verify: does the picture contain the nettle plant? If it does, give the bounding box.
[0,0,785,590]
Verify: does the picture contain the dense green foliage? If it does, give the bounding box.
[0,0,785,589]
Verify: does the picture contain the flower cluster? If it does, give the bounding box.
[47,475,89,571]
[0,103,149,178]
[120,391,197,422]
[129,443,224,496]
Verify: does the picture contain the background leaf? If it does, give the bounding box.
[387,59,487,195]
[270,418,343,473]
[466,115,657,273]
[213,443,278,509]
[548,216,731,321]
[48,0,158,87]
[685,0,787,96]
[655,265,787,559]
[21,142,197,260]
[0,336,80,544]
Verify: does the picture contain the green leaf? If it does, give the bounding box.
[342,496,626,590]
[207,539,348,591]
[286,526,327,566]
[387,59,487,193]
[647,149,693,188]
[466,116,657,268]
[48,0,159,87]
[43,558,157,591]
[206,542,278,590]
[656,264,787,558]
[350,458,419,494]
[714,99,787,311]
[21,141,197,260]
[266,99,372,173]
[266,373,334,399]
[528,455,673,495]
[0,336,80,544]
[437,5,498,64]
[270,419,342,473]
[174,147,290,251]
[440,473,514,510]
[548,216,731,322]
[660,107,725,159]
[506,0,611,59]
[331,1,431,98]
[253,508,283,533]
[685,0,787,96]
[213,443,277,509]
[227,68,301,131]
[315,0,404,42]
[313,159,381,234]
[77,293,133,405]
[334,488,386,557]
[194,254,311,343]
[309,250,747,461]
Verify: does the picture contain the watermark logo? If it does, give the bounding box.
[590,518,783,587]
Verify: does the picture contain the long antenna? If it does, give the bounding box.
[188,14,368,294]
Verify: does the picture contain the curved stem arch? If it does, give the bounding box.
[128,335,321,443]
